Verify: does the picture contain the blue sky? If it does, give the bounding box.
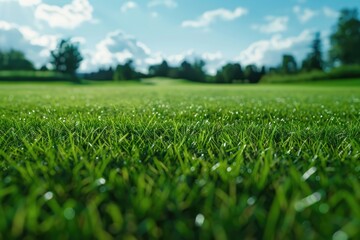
[0,0,359,73]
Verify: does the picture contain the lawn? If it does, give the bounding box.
[0,80,360,239]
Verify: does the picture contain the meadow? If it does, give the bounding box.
[0,79,360,239]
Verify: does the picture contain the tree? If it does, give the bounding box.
[329,8,360,65]
[85,67,114,81]
[114,60,138,81]
[148,60,170,77]
[215,63,244,83]
[260,66,267,76]
[281,54,298,74]
[178,60,206,82]
[192,59,207,82]
[215,70,225,83]
[50,39,83,76]
[245,65,262,84]
[0,49,34,70]
[39,65,49,71]
[302,32,324,71]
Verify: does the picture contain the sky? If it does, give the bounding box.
[0,0,359,74]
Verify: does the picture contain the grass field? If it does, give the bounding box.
[0,79,360,239]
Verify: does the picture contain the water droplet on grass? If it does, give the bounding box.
[44,191,54,201]
[96,178,106,186]
[294,192,322,212]
[247,197,256,206]
[211,163,220,171]
[302,167,317,181]
[236,177,243,184]
[195,214,205,227]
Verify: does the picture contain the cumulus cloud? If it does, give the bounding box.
[323,7,339,18]
[182,7,248,28]
[235,30,313,66]
[80,29,225,74]
[293,6,317,23]
[34,0,93,29]
[0,20,58,50]
[0,20,59,66]
[252,16,288,34]
[81,30,154,72]
[121,1,138,13]
[148,0,177,8]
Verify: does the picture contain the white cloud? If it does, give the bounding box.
[0,20,59,66]
[323,7,339,19]
[202,51,223,62]
[80,29,224,74]
[18,0,41,6]
[0,21,13,31]
[0,20,58,50]
[182,7,248,28]
[293,6,317,23]
[34,0,93,29]
[201,51,225,74]
[121,1,138,13]
[148,0,177,8]
[82,30,153,72]
[235,30,313,66]
[252,16,288,34]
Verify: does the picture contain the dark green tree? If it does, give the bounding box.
[50,39,83,76]
[245,65,262,84]
[178,60,206,82]
[192,59,206,82]
[281,54,298,74]
[302,32,324,71]
[215,69,225,83]
[85,67,114,81]
[114,60,138,81]
[148,60,170,77]
[215,63,244,83]
[178,61,192,80]
[39,65,48,71]
[329,8,360,65]
[260,66,267,76]
[0,50,34,70]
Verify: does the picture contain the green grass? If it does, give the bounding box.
[0,80,360,239]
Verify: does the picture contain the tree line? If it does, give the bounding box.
[1,8,360,83]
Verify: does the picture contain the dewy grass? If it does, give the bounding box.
[0,82,359,239]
